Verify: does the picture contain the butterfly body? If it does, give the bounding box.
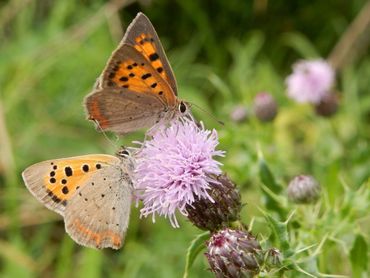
[22,148,134,249]
[85,12,188,135]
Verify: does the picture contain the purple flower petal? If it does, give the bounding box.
[133,118,225,227]
[286,59,335,104]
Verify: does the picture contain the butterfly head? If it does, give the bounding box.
[116,146,131,159]
[116,146,135,174]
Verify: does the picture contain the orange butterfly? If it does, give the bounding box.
[22,147,134,250]
[84,12,188,135]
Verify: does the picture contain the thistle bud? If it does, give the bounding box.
[265,248,283,267]
[253,92,278,122]
[230,105,249,123]
[186,174,242,231]
[314,93,339,117]
[287,175,321,204]
[205,228,262,278]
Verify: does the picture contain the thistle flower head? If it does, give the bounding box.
[206,228,262,278]
[134,118,225,227]
[230,105,249,123]
[314,92,339,117]
[287,175,321,204]
[186,173,242,231]
[286,59,335,104]
[253,92,278,122]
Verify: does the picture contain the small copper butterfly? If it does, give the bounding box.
[22,147,134,249]
[84,12,189,135]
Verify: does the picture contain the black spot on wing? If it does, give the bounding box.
[46,189,65,205]
[141,73,151,80]
[65,167,73,177]
[82,164,89,172]
[149,53,159,61]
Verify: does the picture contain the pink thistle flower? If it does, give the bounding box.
[133,118,225,227]
[286,59,335,104]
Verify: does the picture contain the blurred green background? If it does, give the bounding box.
[0,0,369,277]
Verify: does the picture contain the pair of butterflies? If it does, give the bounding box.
[22,13,188,250]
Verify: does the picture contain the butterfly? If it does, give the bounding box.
[22,147,134,250]
[84,12,189,135]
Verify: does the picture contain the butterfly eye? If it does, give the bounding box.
[117,148,130,158]
[179,102,187,114]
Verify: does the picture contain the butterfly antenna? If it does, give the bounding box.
[189,102,225,126]
[93,119,119,149]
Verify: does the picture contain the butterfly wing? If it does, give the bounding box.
[22,155,119,216]
[64,162,133,249]
[85,87,164,134]
[85,45,177,134]
[121,12,177,95]
[100,44,176,106]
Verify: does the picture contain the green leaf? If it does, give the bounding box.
[350,234,368,278]
[258,152,287,218]
[258,156,282,194]
[183,231,210,278]
[263,211,293,257]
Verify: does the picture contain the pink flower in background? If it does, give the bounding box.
[286,59,335,104]
[134,118,225,227]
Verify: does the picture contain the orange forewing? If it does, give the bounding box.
[122,12,178,94]
[102,45,177,107]
[133,33,168,82]
[41,155,117,203]
[111,57,168,101]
